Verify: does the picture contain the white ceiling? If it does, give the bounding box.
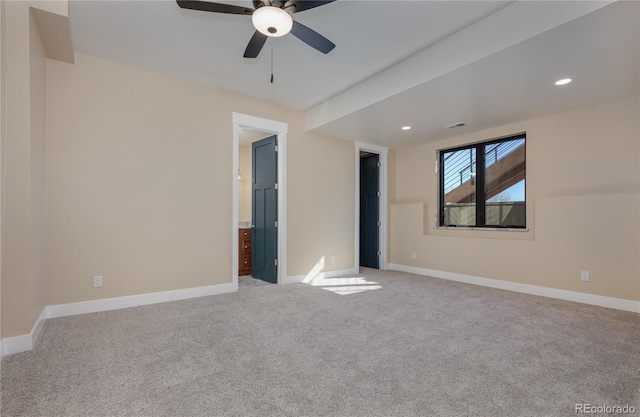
[69,1,639,149]
[69,0,511,110]
[312,1,640,148]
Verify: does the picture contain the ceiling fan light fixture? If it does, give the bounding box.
[252,6,293,37]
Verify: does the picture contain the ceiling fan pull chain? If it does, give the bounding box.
[270,39,274,84]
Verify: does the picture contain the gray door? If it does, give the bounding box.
[252,136,278,283]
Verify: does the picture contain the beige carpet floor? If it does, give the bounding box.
[1,268,638,416]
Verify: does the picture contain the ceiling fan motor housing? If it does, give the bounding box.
[253,1,290,12]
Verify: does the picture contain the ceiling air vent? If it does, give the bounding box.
[445,122,466,129]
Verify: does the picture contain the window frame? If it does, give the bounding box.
[438,133,526,229]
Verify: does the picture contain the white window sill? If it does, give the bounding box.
[436,226,529,232]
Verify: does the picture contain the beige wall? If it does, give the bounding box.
[389,95,640,301]
[0,0,5,341]
[45,53,355,306]
[3,0,31,340]
[1,1,52,338]
[29,6,48,332]
[287,124,355,273]
[238,144,251,223]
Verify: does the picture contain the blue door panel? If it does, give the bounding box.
[360,154,379,269]
[253,189,265,269]
[252,136,278,283]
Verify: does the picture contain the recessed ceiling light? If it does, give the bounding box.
[555,78,572,86]
[401,126,411,130]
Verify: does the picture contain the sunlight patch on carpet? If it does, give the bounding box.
[300,257,382,295]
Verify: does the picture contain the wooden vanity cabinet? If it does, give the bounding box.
[239,228,252,276]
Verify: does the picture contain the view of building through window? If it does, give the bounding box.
[440,135,526,228]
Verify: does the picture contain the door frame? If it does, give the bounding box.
[355,142,388,272]
[232,113,288,288]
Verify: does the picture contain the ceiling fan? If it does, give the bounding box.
[177,0,336,58]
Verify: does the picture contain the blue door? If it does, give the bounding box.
[360,154,379,269]
[252,136,278,283]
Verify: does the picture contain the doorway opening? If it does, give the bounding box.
[355,143,388,272]
[232,113,288,290]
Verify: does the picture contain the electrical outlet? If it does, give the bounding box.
[93,276,103,288]
[411,252,417,260]
[580,271,590,282]
[331,255,336,263]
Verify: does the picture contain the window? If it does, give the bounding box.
[439,134,526,228]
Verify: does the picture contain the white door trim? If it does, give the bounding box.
[232,113,288,286]
[355,142,388,272]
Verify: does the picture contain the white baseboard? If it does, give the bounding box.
[323,268,359,279]
[282,274,306,285]
[388,263,640,313]
[283,268,359,285]
[1,334,32,359]
[32,308,47,346]
[47,282,236,319]
[1,282,236,359]
[1,308,47,359]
